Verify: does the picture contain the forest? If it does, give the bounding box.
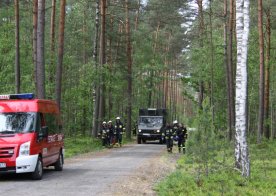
[0,0,276,193]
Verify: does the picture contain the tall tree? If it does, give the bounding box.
[98,0,106,130]
[49,0,56,85]
[257,0,264,144]
[264,8,271,139]
[125,0,132,139]
[235,0,250,177]
[197,0,204,109]
[226,0,235,140]
[92,0,100,137]
[33,0,38,95]
[14,0,20,93]
[36,0,45,99]
[55,0,66,109]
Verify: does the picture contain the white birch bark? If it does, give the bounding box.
[235,0,250,177]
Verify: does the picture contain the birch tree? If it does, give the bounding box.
[235,0,250,177]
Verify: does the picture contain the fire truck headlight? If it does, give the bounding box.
[19,141,30,156]
[139,130,142,132]
[157,130,160,133]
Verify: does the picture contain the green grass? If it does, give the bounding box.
[64,135,135,158]
[156,141,276,196]
[64,135,103,158]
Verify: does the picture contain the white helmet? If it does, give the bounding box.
[173,120,178,124]
[102,121,107,124]
[116,117,120,120]
[108,120,112,123]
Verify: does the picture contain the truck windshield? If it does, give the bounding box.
[139,117,163,127]
[0,112,36,134]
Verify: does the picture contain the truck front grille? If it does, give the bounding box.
[0,147,15,158]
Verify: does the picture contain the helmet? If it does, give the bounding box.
[108,120,112,123]
[116,117,120,120]
[173,120,178,124]
[102,121,107,124]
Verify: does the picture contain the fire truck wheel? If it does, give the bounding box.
[32,156,43,180]
[54,152,63,171]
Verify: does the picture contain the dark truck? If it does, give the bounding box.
[137,108,167,144]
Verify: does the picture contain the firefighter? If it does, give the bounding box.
[98,121,108,147]
[115,117,124,147]
[177,123,188,153]
[108,120,115,146]
[163,123,174,153]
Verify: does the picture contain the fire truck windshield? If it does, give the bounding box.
[0,112,36,134]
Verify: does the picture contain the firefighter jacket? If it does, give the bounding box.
[107,124,114,136]
[163,126,175,140]
[176,127,187,140]
[99,126,108,139]
[115,121,124,135]
[172,124,179,134]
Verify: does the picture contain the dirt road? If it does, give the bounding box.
[0,143,177,196]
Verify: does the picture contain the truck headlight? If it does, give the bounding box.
[19,141,30,156]
[139,130,142,132]
[157,130,160,133]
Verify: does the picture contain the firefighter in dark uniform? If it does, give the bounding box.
[177,123,188,153]
[115,117,124,147]
[98,121,108,147]
[163,123,174,153]
[108,120,115,146]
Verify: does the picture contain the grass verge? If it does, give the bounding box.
[64,136,103,158]
[64,135,135,158]
[155,141,276,196]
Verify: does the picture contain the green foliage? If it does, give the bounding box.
[186,102,226,177]
[156,141,276,196]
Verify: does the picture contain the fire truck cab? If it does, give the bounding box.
[0,93,64,180]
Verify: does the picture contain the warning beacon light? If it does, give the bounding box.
[0,93,35,100]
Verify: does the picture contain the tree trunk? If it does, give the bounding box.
[257,0,264,144]
[209,0,214,124]
[49,0,56,86]
[235,0,250,178]
[98,0,106,131]
[36,0,45,99]
[55,0,66,109]
[92,0,100,137]
[134,0,140,31]
[33,0,38,95]
[225,0,235,140]
[264,9,271,139]
[197,0,204,109]
[125,0,132,140]
[14,0,20,93]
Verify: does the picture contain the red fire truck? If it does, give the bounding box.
[0,93,64,180]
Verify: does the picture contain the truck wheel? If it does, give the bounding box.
[137,137,141,144]
[142,139,146,144]
[32,157,43,180]
[54,151,63,171]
